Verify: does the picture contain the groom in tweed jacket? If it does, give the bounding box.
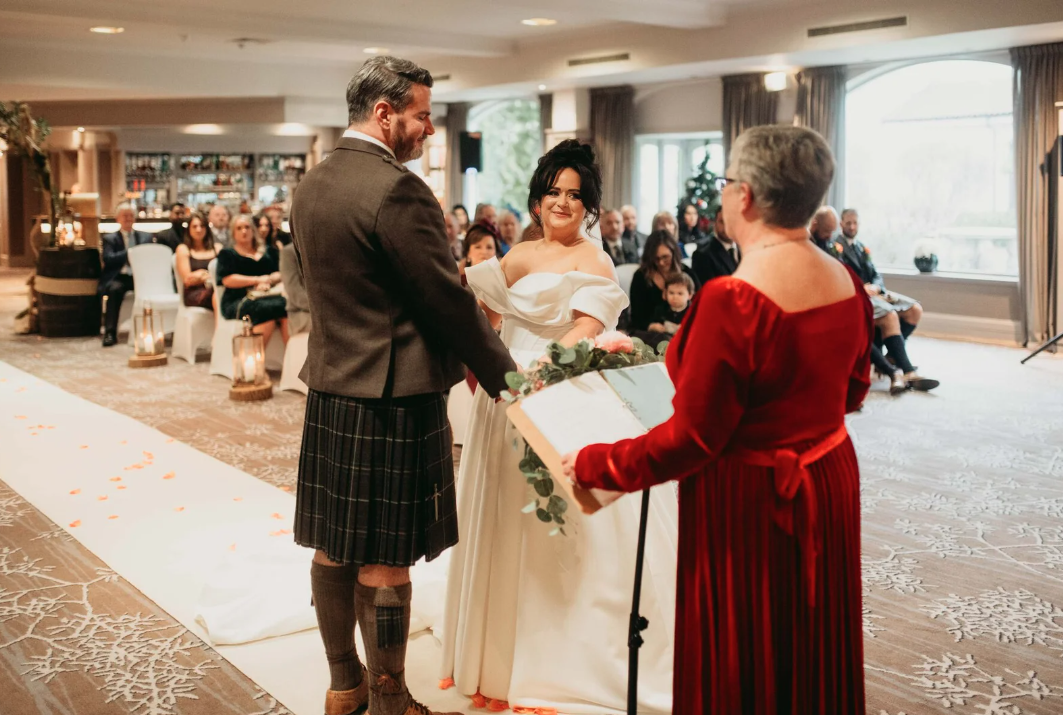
[290,56,514,715]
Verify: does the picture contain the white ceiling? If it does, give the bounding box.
[0,0,1061,117]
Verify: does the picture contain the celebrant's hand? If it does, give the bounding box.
[560,450,580,485]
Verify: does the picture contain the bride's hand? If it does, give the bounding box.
[560,450,580,485]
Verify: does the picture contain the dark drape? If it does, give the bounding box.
[445,102,469,210]
[722,73,779,165]
[1011,41,1063,347]
[795,66,847,207]
[589,85,635,211]
[538,93,553,152]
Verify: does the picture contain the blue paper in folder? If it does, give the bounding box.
[601,363,675,431]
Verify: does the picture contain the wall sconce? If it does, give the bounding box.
[764,72,788,92]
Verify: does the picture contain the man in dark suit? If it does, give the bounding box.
[621,204,647,254]
[151,202,188,252]
[600,208,638,265]
[97,202,154,346]
[290,56,513,715]
[691,207,740,284]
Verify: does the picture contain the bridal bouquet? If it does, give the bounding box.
[502,332,668,535]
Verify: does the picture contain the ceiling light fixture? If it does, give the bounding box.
[764,72,787,92]
[90,26,124,34]
[184,123,224,135]
[364,47,390,55]
[538,84,547,91]
[77,127,86,133]
[522,18,557,27]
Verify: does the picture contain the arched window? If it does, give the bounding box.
[464,99,541,218]
[845,60,1016,276]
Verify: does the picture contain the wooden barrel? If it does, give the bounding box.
[36,247,102,338]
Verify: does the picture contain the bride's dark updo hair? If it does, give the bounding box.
[527,139,603,229]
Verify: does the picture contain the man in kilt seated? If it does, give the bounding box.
[290,56,515,715]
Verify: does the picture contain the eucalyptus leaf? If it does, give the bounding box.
[549,495,569,514]
[559,348,577,365]
[505,371,525,391]
[536,508,552,523]
[657,340,670,356]
[521,500,538,514]
[533,478,554,497]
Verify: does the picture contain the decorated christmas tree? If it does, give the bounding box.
[677,150,720,234]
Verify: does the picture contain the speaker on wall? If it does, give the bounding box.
[459,131,482,172]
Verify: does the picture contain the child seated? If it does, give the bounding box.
[648,272,694,335]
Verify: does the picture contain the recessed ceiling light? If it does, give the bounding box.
[90,26,124,34]
[538,84,547,91]
[76,127,86,133]
[364,47,390,55]
[522,18,557,27]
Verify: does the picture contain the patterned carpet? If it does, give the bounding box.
[2,267,1063,714]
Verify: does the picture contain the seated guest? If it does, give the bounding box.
[98,202,154,347]
[620,204,647,253]
[629,230,700,333]
[174,211,221,310]
[809,206,842,254]
[452,203,471,237]
[691,207,740,284]
[519,221,543,243]
[216,214,289,345]
[278,242,311,336]
[457,221,498,281]
[600,208,638,265]
[265,205,292,246]
[678,202,708,246]
[650,210,678,240]
[152,202,189,251]
[255,213,278,252]
[496,210,520,256]
[208,203,232,248]
[648,272,694,336]
[838,208,937,391]
[473,202,497,227]
[444,212,463,261]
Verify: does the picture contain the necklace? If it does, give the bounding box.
[742,236,807,255]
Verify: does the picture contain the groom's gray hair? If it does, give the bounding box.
[346,56,434,125]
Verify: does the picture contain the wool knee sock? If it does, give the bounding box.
[900,320,917,339]
[870,345,896,376]
[356,581,413,715]
[311,561,364,691]
[883,335,915,374]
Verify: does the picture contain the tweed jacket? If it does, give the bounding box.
[290,136,514,399]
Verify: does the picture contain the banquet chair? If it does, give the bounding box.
[170,253,215,363]
[208,259,285,379]
[615,263,638,298]
[126,244,180,346]
[279,332,309,394]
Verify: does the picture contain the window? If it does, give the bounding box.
[634,133,724,234]
[845,60,1016,276]
[464,99,541,217]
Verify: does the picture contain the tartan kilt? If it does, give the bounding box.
[870,291,918,320]
[294,389,457,566]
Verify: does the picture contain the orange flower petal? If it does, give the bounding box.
[69,489,81,495]
[14,415,26,419]
[229,543,237,552]
[108,515,119,520]
[279,485,291,492]
[269,529,292,537]
[438,678,454,690]
[69,520,81,528]
[116,485,127,490]
[174,506,185,512]
[30,432,38,436]
[162,472,175,480]
[97,495,108,501]
[271,513,283,520]
[120,440,128,445]
[165,438,175,443]
[143,451,154,460]
[470,692,487,708]
[109,477,122,482]
[233,497,243,502]
[487,699,509,712]
[79,445,88,450]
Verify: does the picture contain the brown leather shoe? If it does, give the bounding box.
[325,666,368,715]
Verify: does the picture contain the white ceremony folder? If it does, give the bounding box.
[506,362,675,514]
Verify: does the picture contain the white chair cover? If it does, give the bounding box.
[170,253,215,363]
[615,263,639,297]
[127,244,180,346]
[278,332,308,394]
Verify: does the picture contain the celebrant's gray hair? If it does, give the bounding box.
[727,126,834,229]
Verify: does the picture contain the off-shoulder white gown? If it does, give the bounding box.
[439,257,678,714]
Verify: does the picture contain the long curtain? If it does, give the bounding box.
[1011,41,1063,347]
[445,102,469,210]
[795,65,847,207]
[722,73,779,165]
[538,93,553,153]
[589,85,634,211]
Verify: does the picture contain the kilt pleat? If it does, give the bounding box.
[294,389,457,566]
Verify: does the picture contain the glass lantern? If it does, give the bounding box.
[133,302,165,357]
[232,316,267,387]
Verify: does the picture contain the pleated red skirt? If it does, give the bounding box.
[673,437,865,714]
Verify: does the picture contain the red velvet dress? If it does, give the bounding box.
[576,271,873,715]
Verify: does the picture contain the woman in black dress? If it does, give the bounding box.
[216,214,289,345]
[174,212,221,309]
[628,230,700,339]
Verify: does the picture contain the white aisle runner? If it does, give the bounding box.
[0,360,470,715]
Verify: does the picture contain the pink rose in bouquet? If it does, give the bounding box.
[595,331,635,354]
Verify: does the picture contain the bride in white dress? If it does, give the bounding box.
[439,141,678,714]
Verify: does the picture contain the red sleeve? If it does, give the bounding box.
[845,269,874,414]
[575,280,757,492]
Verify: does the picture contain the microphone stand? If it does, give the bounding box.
[627,488,652,715]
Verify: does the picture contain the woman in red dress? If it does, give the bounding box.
[563,125,872,714]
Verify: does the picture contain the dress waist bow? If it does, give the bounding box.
[727,424,849,607]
